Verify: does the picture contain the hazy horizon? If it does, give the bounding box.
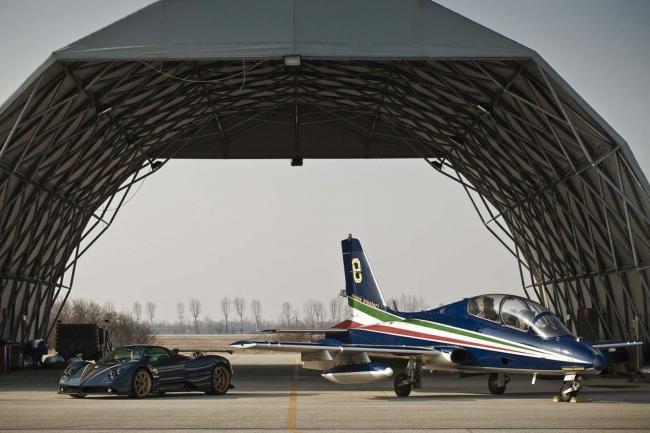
[1,0,648,323]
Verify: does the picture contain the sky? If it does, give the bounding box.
[0,0,648,323]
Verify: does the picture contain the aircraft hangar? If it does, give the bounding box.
[0,0,648,359]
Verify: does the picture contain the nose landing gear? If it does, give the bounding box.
[557,374,583,402]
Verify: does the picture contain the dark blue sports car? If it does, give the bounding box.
[58,345,233,398]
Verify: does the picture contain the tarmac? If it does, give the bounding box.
[0,353,649,433]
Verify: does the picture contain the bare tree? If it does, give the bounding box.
[189,298,201,333]
[397,294,427,312]
[51,298,154,348]
[221,297,231,333]
[303,300,316,328]
[338,296,346,322]
[176,302,185,333]
[103,302,115,314]
[234,297,246,333]
[88,301,102,320]
[329,297,340,324]
[145,302,156,328]
[251,299,262,330]
[313,300,325,328]
[132,302,142,323]
[68,299,101,323]
[281,302,292,327]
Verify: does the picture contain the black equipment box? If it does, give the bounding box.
[55,323,111,361]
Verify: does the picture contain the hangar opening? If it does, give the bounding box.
[0,0,648,359]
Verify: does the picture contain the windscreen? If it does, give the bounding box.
[500,297,534,332]
[531,313,572,338]
[100,346,145,363]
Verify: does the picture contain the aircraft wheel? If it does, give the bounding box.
[207,363,231,395]
[394,373,412,397]
[488,373,507,395]
[559,383,577,402]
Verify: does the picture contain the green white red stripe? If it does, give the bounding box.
[347,297,587,364]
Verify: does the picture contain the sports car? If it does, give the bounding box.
[58,345,232,398]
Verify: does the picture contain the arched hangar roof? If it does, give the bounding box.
[0,0,648,350]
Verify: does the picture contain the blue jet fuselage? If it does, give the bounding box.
[329,297,606,375]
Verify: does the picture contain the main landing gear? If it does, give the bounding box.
[558,374,583,402]
[393,358,422,397]
[487,373,510,395]
[394,373,412,397]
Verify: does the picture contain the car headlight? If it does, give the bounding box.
[107,368,124,380]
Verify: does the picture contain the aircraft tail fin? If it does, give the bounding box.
[341,235,390,325]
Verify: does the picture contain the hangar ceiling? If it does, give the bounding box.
[0,0,648,354]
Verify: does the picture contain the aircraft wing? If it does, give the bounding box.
[261,328,349,334]
[590,340,643,350]
[230,340,444,356]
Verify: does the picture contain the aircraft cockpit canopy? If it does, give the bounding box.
[467,294,571,338]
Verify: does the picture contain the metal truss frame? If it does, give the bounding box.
[0,58,648,358]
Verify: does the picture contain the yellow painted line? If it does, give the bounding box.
[287,360,301,432]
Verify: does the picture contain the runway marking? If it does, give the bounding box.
[287,360,301,433]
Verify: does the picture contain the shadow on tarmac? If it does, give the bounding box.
[63,391,319,400]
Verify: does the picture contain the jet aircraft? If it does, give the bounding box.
[232,235,641,401]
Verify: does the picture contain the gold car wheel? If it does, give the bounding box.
[213,365,230,394]
[133,370,152,398]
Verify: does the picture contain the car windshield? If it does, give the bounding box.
[100,346,145,363]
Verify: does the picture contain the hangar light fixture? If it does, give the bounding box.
[284,55,302,70]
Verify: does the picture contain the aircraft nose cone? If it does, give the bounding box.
[592,354,607,371]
